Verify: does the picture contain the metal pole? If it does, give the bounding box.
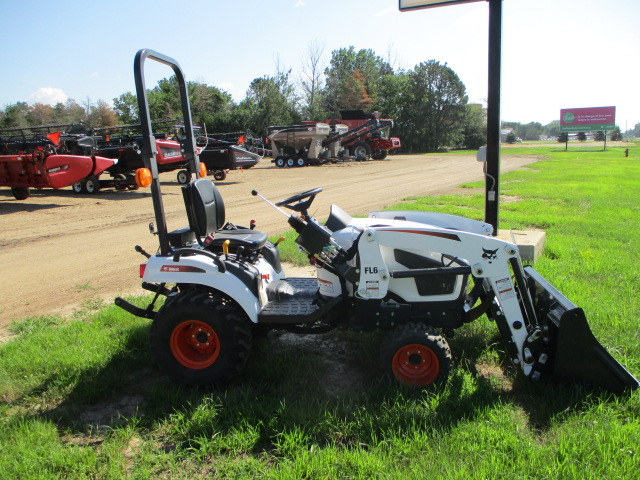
[485,0,502,234]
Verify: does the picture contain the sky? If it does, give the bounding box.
[1,0,638,129]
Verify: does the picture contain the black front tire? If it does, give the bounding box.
[380,323,452,387]
[150,291,252,386]
[372,150,388,160]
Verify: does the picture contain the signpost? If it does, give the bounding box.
[560,106,616,132]
[399,0,502,234]
[560,106,616,150]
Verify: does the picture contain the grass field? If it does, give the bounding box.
[1,144,638,479]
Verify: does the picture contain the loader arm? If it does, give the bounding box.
[353,224,639,391]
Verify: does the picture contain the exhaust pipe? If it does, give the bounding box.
[524,266,639,393]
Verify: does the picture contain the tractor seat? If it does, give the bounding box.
[208,228,268,251]
[182,178,267,252]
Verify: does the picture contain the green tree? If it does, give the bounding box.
[2,102,30,128]
[402,60,469,152]
[543,120,560,138]
[113,92,138,125]
[324,47,392,115]
[460,103,486,149]
[240,71,300,133]
[520,121,543,141]
[594,131,606,141]
[557,132,568,143]
[506,131,517,144]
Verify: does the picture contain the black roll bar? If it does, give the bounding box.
[134,49,200,256]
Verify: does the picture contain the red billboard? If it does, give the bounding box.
[560,106,616,132]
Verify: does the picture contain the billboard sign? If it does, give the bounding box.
[560,106,616,132]
[399,0,484,11]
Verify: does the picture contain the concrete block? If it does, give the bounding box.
[497,229,546,263]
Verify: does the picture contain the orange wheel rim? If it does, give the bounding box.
[170,320,220,369]
[391,343,440,386]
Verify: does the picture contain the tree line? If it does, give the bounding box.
[4,45,628,152]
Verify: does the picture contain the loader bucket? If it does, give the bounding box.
[524,266,639,393]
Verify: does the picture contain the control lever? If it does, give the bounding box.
[251,190,290,218]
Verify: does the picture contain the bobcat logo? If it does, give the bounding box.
[482,248,499,263]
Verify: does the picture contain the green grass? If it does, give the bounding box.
[1,144,639,479]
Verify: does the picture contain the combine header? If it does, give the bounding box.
[196,130,263,181]
[0,124,116,199]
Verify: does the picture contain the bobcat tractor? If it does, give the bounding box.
[116,50,639,393]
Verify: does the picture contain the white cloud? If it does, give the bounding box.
[89,72,100,79]
[294,0,306,7]
[29,87,68,105]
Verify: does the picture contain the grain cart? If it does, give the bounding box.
[116,49,638,393]
[267,122,348,167]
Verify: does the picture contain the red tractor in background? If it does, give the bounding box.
[324,110,401,159]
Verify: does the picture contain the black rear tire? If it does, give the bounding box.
[150,291,252,386]
[11,187,30,200]
[380,323,451,387]
[213,170,227,181]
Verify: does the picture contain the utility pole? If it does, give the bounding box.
[484,0,502,234]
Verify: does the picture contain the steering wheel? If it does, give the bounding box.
[275,187,323,215]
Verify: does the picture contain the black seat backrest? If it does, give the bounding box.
[183,178,226,238]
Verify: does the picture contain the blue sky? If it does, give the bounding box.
[1,0,638,128]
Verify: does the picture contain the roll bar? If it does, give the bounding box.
[134,49,200,255]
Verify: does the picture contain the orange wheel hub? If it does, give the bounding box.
[391,343,440,386]
[170,320,220,369]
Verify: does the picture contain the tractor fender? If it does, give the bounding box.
[142,254,261,322]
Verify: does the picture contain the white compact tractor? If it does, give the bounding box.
[116,50,638,393]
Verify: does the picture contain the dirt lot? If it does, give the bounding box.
[0,153,538,329]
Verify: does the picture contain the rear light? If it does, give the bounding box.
[140,263,147,278]
[135,168,152,187]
